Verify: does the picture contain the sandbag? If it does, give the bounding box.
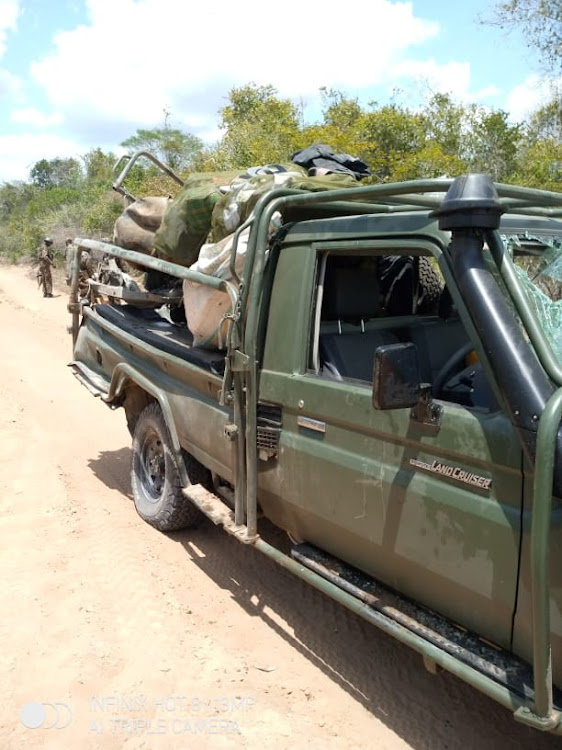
[183,167,361,349]
[183,207,284,349]
[154,172,240,267]
[113,196,171,254]
[183,231,250,349]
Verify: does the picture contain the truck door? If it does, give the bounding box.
[258,243,523,651]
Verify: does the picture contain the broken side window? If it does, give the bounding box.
[505,233,562,360]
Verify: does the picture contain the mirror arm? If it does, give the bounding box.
[411,383,442,427]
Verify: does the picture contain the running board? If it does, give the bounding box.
[291,542,561,711]
[182,484,562,732]
[182,484,249,541]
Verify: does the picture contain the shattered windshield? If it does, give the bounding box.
[504,233,562,360]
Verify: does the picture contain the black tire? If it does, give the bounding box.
[417,257,443,314]
[130,402,208,531]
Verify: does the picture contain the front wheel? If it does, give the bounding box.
[131,402,207,531]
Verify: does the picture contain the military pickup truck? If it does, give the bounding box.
[69,172,562,734]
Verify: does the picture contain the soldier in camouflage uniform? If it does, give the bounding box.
[37,238,55,297]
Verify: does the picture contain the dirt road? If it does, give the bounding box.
[0,262,558,750]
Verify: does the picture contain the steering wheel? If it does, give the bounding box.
[432,341,476,398]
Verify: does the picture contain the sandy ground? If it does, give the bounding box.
[0,262,560,750]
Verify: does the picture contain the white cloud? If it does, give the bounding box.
[0,0,19,57]
[473,84,501,102]
[7,0,515,182]
[392,59,472,99]
[505,75,562,123]
[10,107,63,128]
[0,66,22,98]
[0,132,83,182]
[389,59,501,106]
[29,0,440,131]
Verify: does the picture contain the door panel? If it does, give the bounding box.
[257,241,523,648]
[258,371,523,649]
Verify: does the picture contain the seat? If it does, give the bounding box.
[319,265,399,381]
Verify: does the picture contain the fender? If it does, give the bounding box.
[106,362,189,486]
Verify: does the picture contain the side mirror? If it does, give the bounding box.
[373,342,421,410]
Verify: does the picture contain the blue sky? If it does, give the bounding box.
[0,0,553,183]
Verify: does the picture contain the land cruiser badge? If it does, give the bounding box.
[410,458,492,491]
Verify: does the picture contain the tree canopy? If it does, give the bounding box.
[213,83,301,169]
[487,1,562,74]
[120,111,204,173]
[2,81,562,260]
[30,157,82,190]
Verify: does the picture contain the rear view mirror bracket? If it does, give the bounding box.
[411,383,442,427]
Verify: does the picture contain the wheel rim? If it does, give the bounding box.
[139,428,165,503]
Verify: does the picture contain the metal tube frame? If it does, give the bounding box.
[486,229,562,726]
[112,150,184,203]
[75,238,228,291]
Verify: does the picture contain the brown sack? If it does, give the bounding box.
[113,196,172,254]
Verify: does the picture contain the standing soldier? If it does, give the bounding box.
[37,237,55,298]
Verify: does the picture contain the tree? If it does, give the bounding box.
[487,1,562,74]
[218,83,301,168]
[320,88,363,131]
[121,112,203,173]
[358,103,426,181]
[0,181,37,221]
[294,89,369,164]
[30,157,82,189]
[513,138,562,187]
[82,148,116,184]
[525,90,562,142]
[392,143,466,181]
[421,93,466,158]
[463,108,523,180]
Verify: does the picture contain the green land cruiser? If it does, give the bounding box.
[69,172,562,734]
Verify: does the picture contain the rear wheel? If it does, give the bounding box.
[131,402,208,531]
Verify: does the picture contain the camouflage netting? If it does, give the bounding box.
[110,161,369,349]
[153,167,358,268]
[112,163,362,271]
[209,168,357,243]
[153,171,242,267]
[176,169,361,349]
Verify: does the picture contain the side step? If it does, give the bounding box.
[182,484,248,540]
[291,542,561,709]
[182,485,562,731]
